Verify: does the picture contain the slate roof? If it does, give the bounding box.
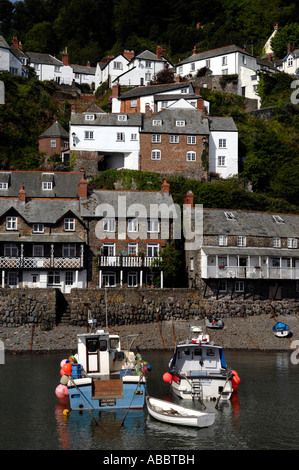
[26,52,62,66]
[118,82,193,100]
[0,36,10,49]
[0,171,84,199]
[208,117,238,132]
[202,208,299,238]
[0,198,81,224]
[38,121,69,139]
[134,49,171,63]
[70,112,143,127]
[71,64,96,75]
[141,107,209,135]
[80,190,178,219]
[177,45,253,66]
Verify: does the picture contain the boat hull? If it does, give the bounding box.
[146,396,215,428]
[68,375,146,411]
[170,374,233,402]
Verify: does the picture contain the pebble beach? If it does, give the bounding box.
[1,314,299,354]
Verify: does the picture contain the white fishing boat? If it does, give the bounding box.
[146,396,215,428]
[164,326,240,402]
[55,327,149,411]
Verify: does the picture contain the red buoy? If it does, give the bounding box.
[163,372,173,383]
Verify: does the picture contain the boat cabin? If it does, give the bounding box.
[76,330,128,377]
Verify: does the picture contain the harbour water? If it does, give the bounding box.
[0,349,298,451]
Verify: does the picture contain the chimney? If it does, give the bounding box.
[161,46,167,58]
[193,45,197,55]
[12,36,18,49]
[123,50,135,61]
[18,41,22,50]
[78,177,88,199]
[156,46,162,60]
[18,185,26,203]
[184,190,194,207]
[71,103,76,114]
[161,180,170,193]
[274,23,278,30]
[175,74,181,82]
[112,84,120,98]
[86,61,90,67]
[287,43,295,53]
[268,53,272,62]
[62,48,68,66]
[197,98,204,111]
[144,103,152,117]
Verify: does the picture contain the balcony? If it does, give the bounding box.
[99,256,161,268]
[0,256,83,269]
[206,265,299,280]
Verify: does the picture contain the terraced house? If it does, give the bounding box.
[185,202,299,300]
[0,170,88,292]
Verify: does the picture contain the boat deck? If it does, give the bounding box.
[92,379,123,399]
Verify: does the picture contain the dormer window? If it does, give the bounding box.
[42,182,53,190]
[153,120,162,126]
[0,182,8,189]
[176,120,185,126]
[85,114,95,120]
[118,114,127,121]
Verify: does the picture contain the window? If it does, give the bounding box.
[102,272,116,287]
[102,243,115,256]
[116,132,125,141]
[128,272,138,287]
[273,237,281,248]
[176,120,185,126]
[48,271,60,285]
[131,99,137,108]
[32,245,44,257]
[161,101,168,108]
[191,63,195,71]
[187,151,196,161]
[153,120,162,126]
[118,114,127,121]
[288,238,298,248]
[54,66,61,73]
[242,55,246,65]
[145,73,151,81]
[181,88,188,93]
[131,133,137,140]
[147,243,159,257]
[151,150,161,160]
[84,131,94,139]
[222,69,228,75]
[272,258,280,267]
[224,212,236,220]
[237,236,246,247]
[219,280,227,292]
[190,257,194,271]
[33,224,44,233]
[113,61,123,70]
[128,218,138,232]
[152,134,161,143]
[222,56,227,66]
[235,281,244,293]
[218,156,226,166]
[4,243,18,256]
[206,59,210,68]
[6,216,17,230]
[62,244,76,257]
[145,60,152,68]
[6,272,18,286]
[42,181,53,190]
[219,235,227,246]
[50,140,56,148]
[272,215,284,224]
[103,218,116,232]
[187,136,196,145]
[31,274,39,283]
[64,218,75,231]
[288,56,293,67]
[218,256,227,267]
[128,242,138,255]
[0,182,8,189]
[65,271,74,286]
[85,114,94,120]
[147,219,159,233]
[219,139,227,148]
[170,135,179,143]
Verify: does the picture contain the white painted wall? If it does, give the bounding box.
[209,130,238,178]
[22,270,87,293]
[0,47,23,75]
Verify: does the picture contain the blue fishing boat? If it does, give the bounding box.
[55,329,148,411]
[273,322,290,338]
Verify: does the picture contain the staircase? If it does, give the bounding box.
[191,379,203,401]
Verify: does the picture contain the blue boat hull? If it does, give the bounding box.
[68,378,146,411]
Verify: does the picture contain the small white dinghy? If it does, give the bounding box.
[146,396,215,428]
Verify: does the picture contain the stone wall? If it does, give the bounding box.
[0,287,298,328]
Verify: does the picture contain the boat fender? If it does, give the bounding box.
[63,409,70,417]
[163,372,173,383]
[191,338,201,345]
[62,362,72,376]
[60,374,69,385]
[55,384,69,399]
[231,370,241,391]
[172,375,180,384]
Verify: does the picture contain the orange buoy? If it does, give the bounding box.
[163,372,173,383]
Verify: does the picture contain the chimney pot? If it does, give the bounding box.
[18,185,26,202]
[161,180,170,193]
[78,177,88,199]
[156,46,162,60]
[184,190,194,207]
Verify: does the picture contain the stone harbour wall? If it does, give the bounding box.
[0,287,299,328]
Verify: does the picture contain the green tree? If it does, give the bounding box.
[271,23,299,58]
